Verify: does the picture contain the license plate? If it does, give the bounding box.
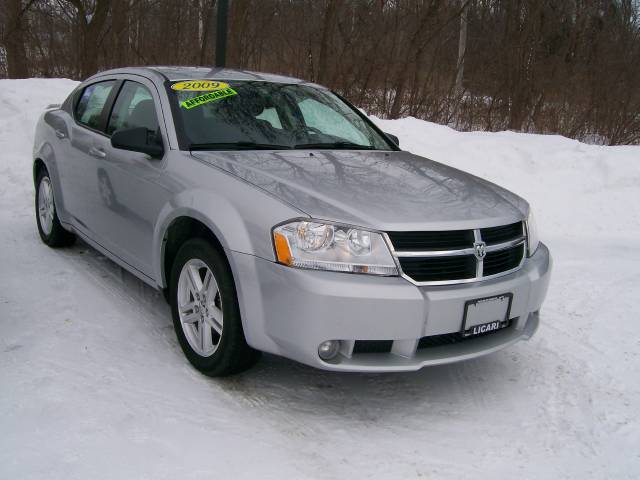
[462,294,512,338]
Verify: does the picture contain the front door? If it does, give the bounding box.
[91,79,173,278]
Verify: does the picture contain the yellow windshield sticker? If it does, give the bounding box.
[180,88,238,109]
[171,80,230,91]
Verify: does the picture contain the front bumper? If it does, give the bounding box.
[229,243,551,372]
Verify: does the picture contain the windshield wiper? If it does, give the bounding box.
[189,142,292,151]
[293,141,375,150]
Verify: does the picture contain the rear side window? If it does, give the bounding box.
[107,81,159,135]
[75,81,116,130]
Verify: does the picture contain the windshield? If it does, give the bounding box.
[168,80,394,151]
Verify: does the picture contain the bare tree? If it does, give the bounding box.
[455,0,469,96]
[1,0,32,78]
[1,0,639,144]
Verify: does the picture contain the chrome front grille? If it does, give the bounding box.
[386,221,526,285]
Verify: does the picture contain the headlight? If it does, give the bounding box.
[525,210,539,256]
[272,220,398,276]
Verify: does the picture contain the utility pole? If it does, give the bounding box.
[215,0,229,68]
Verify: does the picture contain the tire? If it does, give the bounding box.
[35,168,76,248]
[169,238,260,376]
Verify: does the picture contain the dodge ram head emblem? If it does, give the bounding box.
[474,241,487,260]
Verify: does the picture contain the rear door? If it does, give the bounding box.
[60,79,118,236]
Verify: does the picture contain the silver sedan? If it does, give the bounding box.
[33,67,551,375]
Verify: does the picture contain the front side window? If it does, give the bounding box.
[107,81,158,136]
[169,80,393,151]
[75,81,117,130]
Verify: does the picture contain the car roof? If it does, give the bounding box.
[89,66,324,88]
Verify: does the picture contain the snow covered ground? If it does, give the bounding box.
[1,79,639,479]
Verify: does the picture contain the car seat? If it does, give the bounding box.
[128,99,158,131]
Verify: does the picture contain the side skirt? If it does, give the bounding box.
[61,220,160,290]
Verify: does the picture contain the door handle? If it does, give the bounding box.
[88,147,106,159]
[54,129,66,139]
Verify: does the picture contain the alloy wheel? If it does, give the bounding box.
[177,259,224,357]
[38,176,55,236]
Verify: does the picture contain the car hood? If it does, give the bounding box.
[192,150,529,231]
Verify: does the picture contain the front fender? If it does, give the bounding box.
[153,186,305,288]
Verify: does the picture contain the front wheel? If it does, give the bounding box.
[169,238,259,376]
[35,168,76,247]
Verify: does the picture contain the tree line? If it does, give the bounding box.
[1,0,639,144]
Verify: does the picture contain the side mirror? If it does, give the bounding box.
[111,127,164,158]
[385,132,399,147]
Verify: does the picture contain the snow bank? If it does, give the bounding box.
[0,79,78,207]
[371,115,640,244]
[1,80,639,480]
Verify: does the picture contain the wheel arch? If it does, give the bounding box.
[32,154,70,224]
[160,215,228,291]
[33,157,48,185]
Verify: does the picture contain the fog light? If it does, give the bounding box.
[318,340,341,361]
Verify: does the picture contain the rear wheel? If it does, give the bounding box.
[169,238,259,376]
[35,168,76,247]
